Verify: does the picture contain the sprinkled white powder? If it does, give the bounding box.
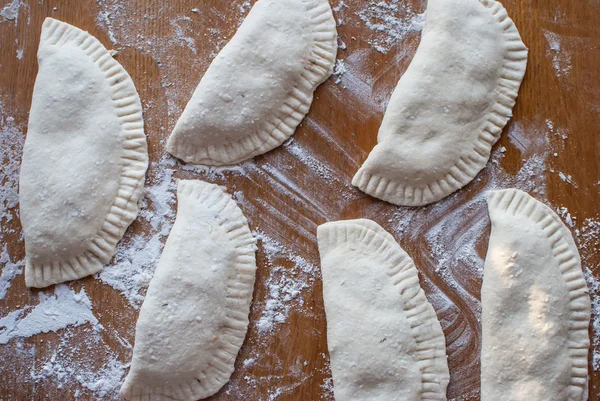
[99,155,177,308]
[558,171,578,188]
[255,265,309,334]
[0,107,25,225]
[170,17,197,54]
[357,0,425,54]
[333,1,349,26]
[0,285,99,345]
[0,0,28,22]
[333,59,347,84]
[0,245,24,300]
[543,31,572,77]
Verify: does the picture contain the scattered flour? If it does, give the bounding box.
[170,17,198,54]
[332,1,349,26]
[0,285,99,345]
[0,106,25,225]
[333,59,347,84]
[255,265,309,334]
[98,154,177,308]
[544,30,572,77]
[0,97,26,301]
[558,171,578,188]
[357,0,425,53]
[28,336,127,398]
[0,245,24,300]
[0,0,27,22]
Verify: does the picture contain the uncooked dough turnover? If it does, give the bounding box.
[19,18,148,288]
[482,189,591,401]
[120,180,257,401]
[167,0,338,166]
[353,0,528,206]
[318,219,449,401]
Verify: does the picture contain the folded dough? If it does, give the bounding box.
[167,0,337,166]
[482,189,591,401]
[120,180,257,401]
[353,0,528,206]
[19,18,148,288]
[318,219,449,401]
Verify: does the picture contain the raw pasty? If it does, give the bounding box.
[353,0,527,206]
[19,18,148,288]
[482,189,591,401]
[318,219,449,401]
[167,0,337,166]
[120,180,257,401]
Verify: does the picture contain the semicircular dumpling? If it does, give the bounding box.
[482,189,591,401]
[19,18,148,289]
[352,0,528,206]
[120,180,257,401]
[318,219,449,401]
[166,0,337,166]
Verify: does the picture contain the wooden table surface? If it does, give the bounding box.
[1,0,599,400]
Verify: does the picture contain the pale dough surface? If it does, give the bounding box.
[353,0,527,206]
[19,18,148,288]
[318,219,449,401]
[482,189,591,401]
[120,180,257,401]
[167,0,337,166]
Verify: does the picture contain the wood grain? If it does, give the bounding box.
[1,0,599,400]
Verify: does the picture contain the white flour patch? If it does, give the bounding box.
[0,285,99,345]
[0,108,25,227]
[558,171,578,188]
[0,0,28,23]
[544,30,572,77]
[332,1,349,26]
[252,231,318,333]
[28,335,127,399]
[333,59,347,84]
[255,265,308,334]
[0,245,24,300]
[357,0,425,53]
[0,98,25,299]
[557,206,576,228]
[284,139,335,181]
[170,17,197,54]
[75,356,127,397]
